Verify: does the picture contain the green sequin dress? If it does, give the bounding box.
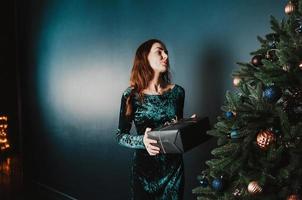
[116,84,185,200]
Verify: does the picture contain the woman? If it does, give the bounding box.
[116,39,186,199]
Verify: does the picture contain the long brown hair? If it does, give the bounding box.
[126,39,171,116]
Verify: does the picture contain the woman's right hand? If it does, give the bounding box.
[143,127,160,156]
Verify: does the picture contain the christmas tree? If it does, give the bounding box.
[193,1,302,199]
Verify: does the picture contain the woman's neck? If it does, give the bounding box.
[148,73,162,92]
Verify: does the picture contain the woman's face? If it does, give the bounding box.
[147,42,168,73]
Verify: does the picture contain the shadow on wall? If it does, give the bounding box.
[183,39,234,200]
[195,39,233,123]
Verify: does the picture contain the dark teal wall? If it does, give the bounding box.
[19,1,285,199]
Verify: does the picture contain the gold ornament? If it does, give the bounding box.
[299,61,302,70]
[285,1,295,15]
[247,181,262,194]
[287,194,300,200]
[233,77,241,87]
[256,130,276,150]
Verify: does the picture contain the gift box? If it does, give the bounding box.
[147,117,211,154]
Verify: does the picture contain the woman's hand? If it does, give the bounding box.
[143,127,160,156]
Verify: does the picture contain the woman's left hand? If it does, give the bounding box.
[143,127,160,156]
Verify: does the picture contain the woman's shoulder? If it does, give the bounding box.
[172,84,185,95]
[122,86,135,98]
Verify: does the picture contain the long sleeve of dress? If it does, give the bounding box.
[116,89,145,149]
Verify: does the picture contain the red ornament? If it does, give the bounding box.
[251,55,263,67]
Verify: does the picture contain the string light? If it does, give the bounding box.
[0,115,9,152]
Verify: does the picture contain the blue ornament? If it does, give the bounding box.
[225,111,234,119]
[263,86,282,103]
[230,130,240,139]
[199,178,209,188]
[212,178,223,191]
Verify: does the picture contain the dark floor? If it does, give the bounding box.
[0,154,23,200]
[0,154,80,200]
